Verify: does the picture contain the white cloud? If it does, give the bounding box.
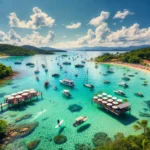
[89,11,109,26]
[0,29,54,47]
[52,23,150,48]
[66,22,81,29]
[113,9,134,20]
[9,7,55,29]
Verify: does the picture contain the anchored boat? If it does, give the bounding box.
[62,90,71,97]
[73,116,88,127]
[114,90,126,96]
[118,82,129,88]
[60,79,74,87]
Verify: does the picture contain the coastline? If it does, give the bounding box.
[0,56,9,59]
[0,71,19,85]
[96,61,150,73]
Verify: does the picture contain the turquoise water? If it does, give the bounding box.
[0,51,150,150]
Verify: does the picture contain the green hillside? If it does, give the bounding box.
[95,47,150,64]
[0,44,54,56]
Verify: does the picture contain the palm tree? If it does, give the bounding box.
[133,120,148,135]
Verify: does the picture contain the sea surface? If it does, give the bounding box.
[0,51,150,150]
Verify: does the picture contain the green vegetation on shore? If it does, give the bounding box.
[95,47,150,64]
[0,44,54,56]
[0,63,13,79]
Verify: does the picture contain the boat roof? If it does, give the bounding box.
[76,116,83,121]
[64,79,73,82]
[118,102,130,109]
[63,90,69,92]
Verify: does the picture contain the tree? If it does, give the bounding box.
[0,120,7,136]
[133,120,148,135]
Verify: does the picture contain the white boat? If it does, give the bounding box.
[83,69,94,89]
[118,82,129,88]
[60,79,74,87]
[62,90,71,97]
[34,61,40,74]
[73,116,88,127]
[114,90,126,96]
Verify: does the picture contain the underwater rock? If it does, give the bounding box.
[114,132,125,140]
[139,112,150,117]
[68,104,83,112]
[5,122,38,143]
[4,140,28,150]
[27,139,40,150]
[53,134,67,145]
[92,132,111,147]
[75,143,91,150]
[15,114,32,122]
[10,114,17,118]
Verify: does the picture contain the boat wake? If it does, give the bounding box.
[31,109,47,121]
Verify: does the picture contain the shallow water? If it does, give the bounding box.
[0,51,150,150]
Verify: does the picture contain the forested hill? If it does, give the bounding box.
[0,44,54,56]
[95,47,150,64]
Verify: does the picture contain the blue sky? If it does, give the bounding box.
[0,0,150,48]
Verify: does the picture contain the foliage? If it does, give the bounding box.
[0,63,13,79]
[95,47,150,64]
[0,120,7,135]
[0,44,54,56]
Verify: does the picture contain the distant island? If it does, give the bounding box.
[94,47,150,72]
[0,44,66,56]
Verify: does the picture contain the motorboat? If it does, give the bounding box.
[60,79,74,87]
[75,74,78,77]
[104,80,110,84]
[45,68,48,72]
[26,62,35,66]
[81,61,85,63]
[14,61,22,65]
[53,86,58,90]
[62,90,71,97]
[44,81,49,87]
[142,81,148,86]
[73,116,88,127]
[63,62,71,65]
[36,76,39,81]
[34,70,39,74]
[107,68,114,73]
[52,73,60,77]
[118,82,129,88]
[75,64,84,68]
[121,76,130,81]
[114,90,126,96]
[42,64,46,68]
[83,83,94,89]
[128,74,134,77]
[135,92,144,97]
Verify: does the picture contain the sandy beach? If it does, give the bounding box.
[0,56,9,59]
[98,61,150,73]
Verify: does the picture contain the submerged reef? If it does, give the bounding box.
[75,143,91,150]
[27,139,40,150]
[15,114,32,122]
[92,132,111,147]
[53,134,67,145]
[68,104,83,112]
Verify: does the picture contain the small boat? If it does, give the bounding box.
[60,79,74,87]
[44,81,49,87]
[45,68,48,72]
[73,116,88,127]
[81,61,85,63]
[14,61,22,65]
[34,70,39,74]
[63,62,71,65]
[26,62,35,66]
[140,77,146,80]
[135,92,144,97]
[75,74,78,77]
[122,76,130,81]
[42,64,46,68]
[114,90,126,96]
[62,90,71,97]
[75,64,84,68]
[104,80,110,84]
[128,74,134,77]
[83,69,94,89]
[103,73,108,76]
[36,76,39,81]
[107,69,114,73]
[118,82,129,88]
[142,81,148,86]
[53,86,58,90]
[52,73,60,77]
